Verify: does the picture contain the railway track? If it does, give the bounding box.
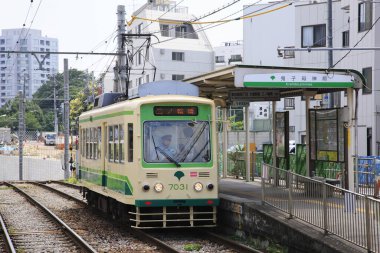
[44,181,264,253]
[0,183,95,253]
[15,182,159,252]
[0,213,16,253]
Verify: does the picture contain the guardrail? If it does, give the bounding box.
[261,163,380,252]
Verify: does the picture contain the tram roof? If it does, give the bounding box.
[183,65,366,103]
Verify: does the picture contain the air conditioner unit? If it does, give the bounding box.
[160,73,165,79]
[160,49,165,55]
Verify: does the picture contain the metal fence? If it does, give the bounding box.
[355,157,380,196]
[261,163,380,252]
[0,130,65,181]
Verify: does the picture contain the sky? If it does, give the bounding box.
[0,0,254,77]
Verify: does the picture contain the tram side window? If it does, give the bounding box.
[128,123,133,162]
[86,129,90,159]
[97,127,101,159]
[114,125,119,162]
[108,126,114,162]
[93,127,97,160]
[119,125,124,163]
[82,129,85,156]
[90,128,94,159]
[80,129,84,156]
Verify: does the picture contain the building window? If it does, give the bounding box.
[301,24,326,47]
[172,52,184,61]
[40,40,44,45]
[215,56,225,63]
[284,98,295,110]
[358,2,372,32]
[342,30,349,47]
[362,67,372,94]
[20,39,27,45]
[146,75,149,83]
[0,39,4,45]
[229,54,242,63]
[160,24,170,37]
[46,41,50,46]
[175,24,198,39]
[138,50,142,65]
[172,74,185,80]
[137,23,142,34]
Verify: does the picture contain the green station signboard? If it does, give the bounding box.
[243,73,354,88]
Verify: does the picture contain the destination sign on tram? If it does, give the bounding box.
[154,106,198,116]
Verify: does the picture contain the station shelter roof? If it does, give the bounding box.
[183,65,365,103]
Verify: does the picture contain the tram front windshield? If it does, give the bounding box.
[143,121,211,165]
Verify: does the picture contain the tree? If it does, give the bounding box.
[0,94,45,130]
[32,69,95,132]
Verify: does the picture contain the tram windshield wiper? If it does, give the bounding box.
[156,147,181,167]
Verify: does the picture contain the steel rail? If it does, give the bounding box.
[203,231,264,253]
[0,214,16,253]
[51,180,83,190]
[131,228,180,253]
[30,182,86,206]
[4,182,97,253]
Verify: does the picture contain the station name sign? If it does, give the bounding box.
[229,90,280,102]
[243,73,354,88]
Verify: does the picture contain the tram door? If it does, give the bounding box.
[275,112,290,171]
[308,108,348,188]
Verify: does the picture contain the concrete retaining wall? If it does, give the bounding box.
[218,194,365,253]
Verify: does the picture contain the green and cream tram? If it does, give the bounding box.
[78,81,219,228]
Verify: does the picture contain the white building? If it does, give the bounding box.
[126,0,214,97]
[0,28,58,107]
[244,0,380,155]
[214,40,243,69]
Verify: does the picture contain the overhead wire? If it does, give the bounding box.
[152,0,288,46]
[332,15,380,69]
[135,0,246,36]
[128,1,289,26]
[140,0,185,33]
[7,0,44,78]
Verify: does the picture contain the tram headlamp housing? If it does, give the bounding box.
[142,184,150,191]
[154,183,164,193]
[194,182,203,192]
[206,183,214,191]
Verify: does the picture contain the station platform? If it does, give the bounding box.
[218,178,366,253]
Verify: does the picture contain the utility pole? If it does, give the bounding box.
[18,73,27,181]
[53,73,58,135]
[115,5,126,93]
[327,0,337,108]
[63,59,70,179]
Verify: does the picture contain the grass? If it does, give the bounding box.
[66,177,78,184]
[184,243,202,251]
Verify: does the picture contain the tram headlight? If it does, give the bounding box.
[154,183,164,193]
[194,182,203,192]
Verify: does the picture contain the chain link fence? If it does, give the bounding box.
[0,130,64,181]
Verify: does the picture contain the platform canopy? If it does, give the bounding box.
[183,65,366,103]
